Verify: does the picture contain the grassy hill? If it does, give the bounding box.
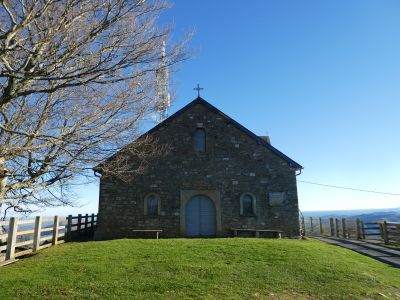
[0,238,399,299]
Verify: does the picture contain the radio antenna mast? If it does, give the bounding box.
[155,41,170,122]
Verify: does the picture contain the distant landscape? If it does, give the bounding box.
[303,207,400,223]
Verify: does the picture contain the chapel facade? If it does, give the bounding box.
[95,97,302,239]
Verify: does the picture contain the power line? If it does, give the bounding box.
[297,180,400,196]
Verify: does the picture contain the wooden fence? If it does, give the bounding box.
[0,213,97,266]
[65,213,97,241]
[300,217,400,245]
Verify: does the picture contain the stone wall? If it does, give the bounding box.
[95,101,300,239]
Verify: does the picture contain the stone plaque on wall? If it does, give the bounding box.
[268,192,288,206]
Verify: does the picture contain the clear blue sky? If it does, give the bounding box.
[44,0,400,216]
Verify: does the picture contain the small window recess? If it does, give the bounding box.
[193,128,206,152]
[240,193,256,216]
[144,194,161,217]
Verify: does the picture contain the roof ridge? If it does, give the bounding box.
[143,97,302,170]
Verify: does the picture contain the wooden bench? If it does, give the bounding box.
[231,228,283,238]
[132,229,163,239]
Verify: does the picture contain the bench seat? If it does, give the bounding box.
[231,228,283,238]
[132,229,163,239]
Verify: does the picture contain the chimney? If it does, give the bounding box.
[259,136,271,144]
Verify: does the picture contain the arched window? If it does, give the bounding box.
[240,193,256,216]
[144,194,160,216]
[193,128,206,152]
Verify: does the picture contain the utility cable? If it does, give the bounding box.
[297,180,400,196]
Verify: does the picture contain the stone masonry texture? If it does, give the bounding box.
[95,99,301,239]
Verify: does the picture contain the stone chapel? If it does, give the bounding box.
[95,97,303,239]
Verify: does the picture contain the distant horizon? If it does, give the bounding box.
[9,202,400,219]
[303,206,400,213]
[5,206,399,220]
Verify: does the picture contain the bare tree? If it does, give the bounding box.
[0,0,187,217]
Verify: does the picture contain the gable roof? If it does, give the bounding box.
[145,97,303,170]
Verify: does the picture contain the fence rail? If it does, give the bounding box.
[300,216,400,245]
[0,213,97,266]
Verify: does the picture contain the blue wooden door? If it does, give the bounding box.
[185,195,216,237]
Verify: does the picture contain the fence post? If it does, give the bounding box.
[329,218,335,237]
[91,213,95,232]
[5,217,18,261]
[66,215,72,242]
[380,221,389,245]
[335,218,340,237]
[84,213,89,234]
[361,221,366,239]
[52,216,59,245]
[356,218,361,240]
[341,218,347,238]
[77,214,82,236]
[310,217,313,235]
[33,216,42,252]
[301,217,305,237]
[319,217,323,236]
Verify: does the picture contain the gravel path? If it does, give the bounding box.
[316,236,400,268]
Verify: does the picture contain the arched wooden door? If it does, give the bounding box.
[185,195,216,237]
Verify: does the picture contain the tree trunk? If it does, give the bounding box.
[0,204,3,237]
[0,158,8,235]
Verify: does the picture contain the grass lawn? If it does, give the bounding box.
[0,238,399,299]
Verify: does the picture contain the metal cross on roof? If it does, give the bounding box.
[193,83,204,97]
